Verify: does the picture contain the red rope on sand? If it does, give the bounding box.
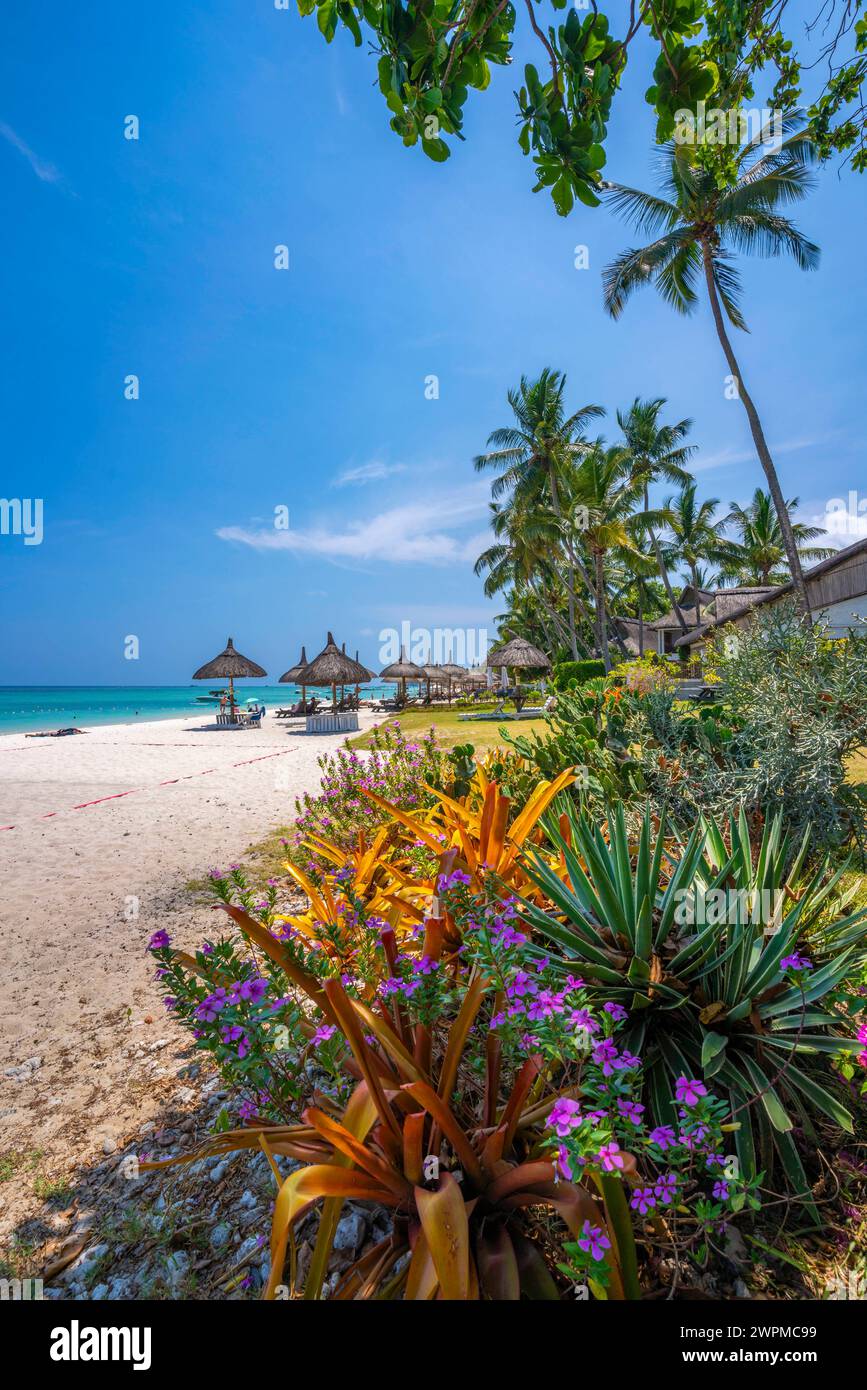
[0,747,298,830]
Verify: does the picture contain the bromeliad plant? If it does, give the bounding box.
[520,802,867,1206]
[147,862,755,1299]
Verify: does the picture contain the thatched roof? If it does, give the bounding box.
[354,651,377,682]
[380,648,426,680]
[297,632,362,686]
[439,662,467,679]
[193,637,266,680]
[422,665,449,681]
[463,668,489,684]
[278,646,308,684]
[486,637,550,671]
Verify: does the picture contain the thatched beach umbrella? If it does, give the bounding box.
[439,661,467,705]
[298,632,361,712]
[486,636,550,693]
[279,646,308,710]
[380,648,425,702]
[422,664,449,702]
[193,637,266,721]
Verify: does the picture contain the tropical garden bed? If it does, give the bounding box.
[137,610,867,1301]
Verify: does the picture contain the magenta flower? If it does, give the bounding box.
[576,1220,611,1261]
[147,930,171,951]
[780,952,813,974]
[596,1141,625,1172]
[630,1187,656,1215]
[312,1024,336,1046]
[616,1098,644,1126]
[649,1124,676,1151]
[674,1076,708,1107]
[604,1001,628,1023]
[556,1144,573,1181]
[546,1097,583,1138]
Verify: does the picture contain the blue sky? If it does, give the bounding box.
[1,1,864,684]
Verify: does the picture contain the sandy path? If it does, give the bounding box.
[0,710,377,1163]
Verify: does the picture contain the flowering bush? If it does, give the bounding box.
[291,720,448,871]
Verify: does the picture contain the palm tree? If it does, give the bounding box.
[474,499,592,657]
[474,370,604,657]
[721,488,835,585]
[662,482,739,627]
[617,396,696,650]
[602,114,820,619]
[569,443,656,671]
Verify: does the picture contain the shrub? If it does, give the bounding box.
[553,659,606,690]
[291,720,449,870]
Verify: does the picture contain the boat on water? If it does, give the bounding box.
[195,689,228,703]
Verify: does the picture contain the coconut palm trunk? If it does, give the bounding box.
[700,247,811,620]
[594,551,611,672]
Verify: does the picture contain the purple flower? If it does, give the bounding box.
[630,1187,656,1215]
[576,1220,611,1262]
[413,955,438,976]
[312,1024,336,1046]
[780,952,813,974]
[147,930,171,951]
[604,1001,628,1023]
[712,1180,730,1201]
[649,1125,676,1151]
[556,1144,573,1181]
[655,1172,678,1204]
[546,1097,583,1138]
[596,1141,625,1172]
[674,1076,708,1108]
[616,1098,644,1126]
[506,970,538,1001]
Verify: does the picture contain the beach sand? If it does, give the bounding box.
[0,710,378,1172]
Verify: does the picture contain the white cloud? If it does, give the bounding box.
[690,436,820,475]
[331,461,408,488]
[217,488,490,567]
[0,121,62,184]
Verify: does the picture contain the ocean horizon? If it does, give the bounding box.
[0,684,396,735]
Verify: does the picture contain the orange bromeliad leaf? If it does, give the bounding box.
[414,1173,471,1300]
[405,1227,439,1300]
[401,1080,484,1187]
[302,1107,412,1198]
[265,1166,400,1299]
[509,766,576,847]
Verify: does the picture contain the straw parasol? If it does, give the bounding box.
[486,636,550,692]
[439,661,467,705]
[379,648,426,702]
[279,646,308,711]
[193,637,266,720]
[298,633,362,712]
[422,664,449,702]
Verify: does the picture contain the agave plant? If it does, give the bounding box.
[520,803,867,1202]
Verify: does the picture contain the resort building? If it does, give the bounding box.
[673,536,867,656]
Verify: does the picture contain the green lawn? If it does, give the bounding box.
[847,748,867,783]
[349,706,550,754]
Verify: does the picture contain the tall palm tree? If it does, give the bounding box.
[617,396,696,650]
[721,487,835,585]
[569,442,656,671]
[662,482,738,627]
[474,370,604,657]
[602,114,820,619]
[474,499,592,657]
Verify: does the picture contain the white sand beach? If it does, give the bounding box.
[0,710,378,1164]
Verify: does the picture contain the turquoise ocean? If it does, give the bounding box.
[0,685,393,736]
